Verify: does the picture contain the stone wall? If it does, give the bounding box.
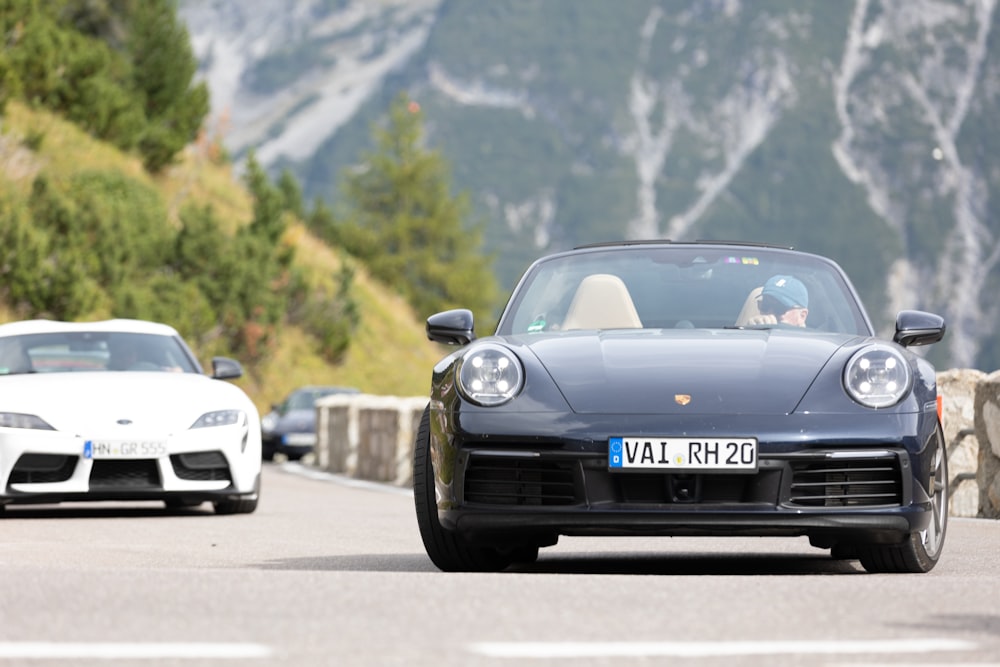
[314,394,427,487]
[938,369,985,517]
[312,373,1000,518]
[974,369,1000,519]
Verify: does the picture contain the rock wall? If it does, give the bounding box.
[938,369,986,517]
[974,369,1000,519]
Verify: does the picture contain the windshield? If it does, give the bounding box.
[282,387,358,413]
[496,245,872,336]
[0,331,200,375]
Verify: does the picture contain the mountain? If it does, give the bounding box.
[179,0,1000,372]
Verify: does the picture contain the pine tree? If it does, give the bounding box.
[342,93,499,325]
[126,0,208,172]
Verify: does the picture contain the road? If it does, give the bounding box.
[1,463,999,667]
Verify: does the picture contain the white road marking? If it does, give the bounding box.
[0,642,271,660]
[468,638,977,659]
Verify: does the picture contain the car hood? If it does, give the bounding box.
[0,372,257,433]
[516,329,854,415]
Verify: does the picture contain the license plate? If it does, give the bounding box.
[609,436,758,471]
[84,439,168,459]
[282,433,316,446]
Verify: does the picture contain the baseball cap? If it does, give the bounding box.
[762,275,808,310]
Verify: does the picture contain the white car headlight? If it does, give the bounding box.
[191,410,245,429]
[0,412,55,430]
[843,344,912,408]
[457,343,524,406]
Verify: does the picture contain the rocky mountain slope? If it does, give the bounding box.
[180,0,1000,372]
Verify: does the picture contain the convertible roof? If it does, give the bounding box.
[0,318,181,338]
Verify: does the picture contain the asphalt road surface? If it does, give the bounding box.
[2,463,999,667]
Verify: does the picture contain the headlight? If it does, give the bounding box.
[843,344,912,408]
[457,343,524,406]
[0,412,55,430]
[191,410,245,429]
[260,412,278,433]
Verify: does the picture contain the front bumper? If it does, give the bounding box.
[0,425,260,505]
[432,409,939,545]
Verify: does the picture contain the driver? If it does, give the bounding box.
[746,275,809,327]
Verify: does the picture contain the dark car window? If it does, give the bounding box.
[497,245,872,336]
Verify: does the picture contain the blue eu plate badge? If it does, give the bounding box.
[609,437,623,468]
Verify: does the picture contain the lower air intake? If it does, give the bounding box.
[10,453,77,484]
[789,456,902,507]
[170,451,231,482]
[464,456,577,506]
[89,460,161,490]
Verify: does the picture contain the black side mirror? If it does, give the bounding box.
[211,356,244,380]
[893,310,946,347]
[426,309,475,346]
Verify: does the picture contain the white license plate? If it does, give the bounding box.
[282,433,316,446]
[84,439,168,459]
[609,437,758,471]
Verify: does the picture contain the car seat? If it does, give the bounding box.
[561,274,643,330]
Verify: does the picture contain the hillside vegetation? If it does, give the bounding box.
[0,101,446,412]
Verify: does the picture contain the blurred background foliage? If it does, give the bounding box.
[0,0,495,407]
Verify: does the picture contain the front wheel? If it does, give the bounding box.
[858,424,948,573]
[214,475,261,515]
[413,407,513,572]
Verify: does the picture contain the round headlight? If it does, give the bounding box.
[843,344,912,408]
[457,343,524,406]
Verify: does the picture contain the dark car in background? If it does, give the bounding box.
[261,385,359,461]
[414,241,948,573]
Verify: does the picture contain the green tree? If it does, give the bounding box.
[340,93,499,324]
[277,168,305,219]
[24,176,106,319]
[67,170,173,299]
[126,0,209,172]
[2,0,209,164]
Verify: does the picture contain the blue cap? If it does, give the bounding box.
[762,275,808,309]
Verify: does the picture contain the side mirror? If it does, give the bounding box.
[426,309,475,346]
[893,310,946,347]
[211,356,244,380]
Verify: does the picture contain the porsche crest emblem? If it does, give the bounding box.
[674,394,692,406]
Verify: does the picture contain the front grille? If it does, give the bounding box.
[170,451,231,482]
[10,454,77,484]
[788,456,902,507]
[89,460,160,490]
[464,456,577,506]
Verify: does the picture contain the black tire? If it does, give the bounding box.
[164,498,203,510]
[413,406,513,572]
[858,424,948,573]
[214,475,261,515]
[213,496,258,515]
[508,545,540,564]
[830,544,859,560]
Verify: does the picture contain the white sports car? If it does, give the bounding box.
[0,319,261,514]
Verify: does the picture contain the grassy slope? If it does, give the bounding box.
[0,102,447,413]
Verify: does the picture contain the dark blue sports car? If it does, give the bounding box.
[414,241,947,573]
